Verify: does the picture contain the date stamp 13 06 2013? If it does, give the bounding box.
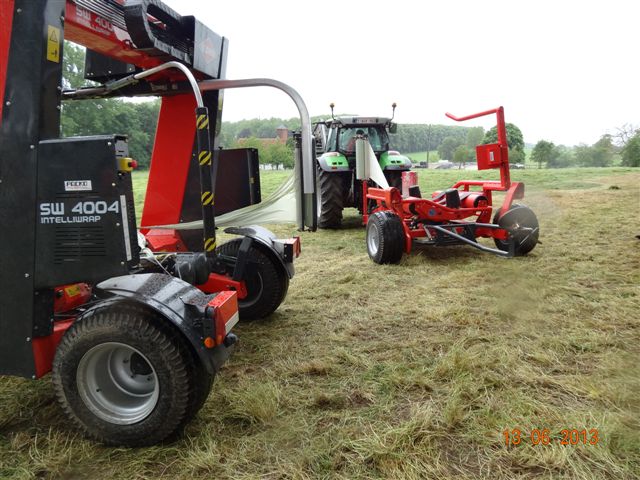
[503,428,599,447]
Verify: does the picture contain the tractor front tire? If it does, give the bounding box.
[52,303,196,447]
[493,204,539,255]
[366,211,405,264]
[317,165,346,228]
[216,239,289,320]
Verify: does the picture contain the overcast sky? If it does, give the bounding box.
[164,0,638,146]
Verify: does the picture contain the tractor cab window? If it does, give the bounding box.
[339,128,360,152]
[366,128,384,151]
[327,127,338,152]
[338,126,388,153]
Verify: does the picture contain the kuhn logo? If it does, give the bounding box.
[64,180,92,191]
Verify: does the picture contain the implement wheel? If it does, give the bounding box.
[366,211,405,264]
[52,303,197,446]
[216,239,289,320]
[317,165,347,228]
[493,203,539,256]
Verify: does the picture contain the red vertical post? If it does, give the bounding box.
[361,180,369,225]
[0,0,16,125]
[141,94,196,228]
[496,107,511,189]
[401,170,418,197]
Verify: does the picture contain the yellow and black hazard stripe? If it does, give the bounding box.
[204,237,217,252]
[198,150,212,165]
[196,113,210,130]
[201,191,214,206]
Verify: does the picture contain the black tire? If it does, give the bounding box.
[493,203,539,256]
[366,211,405,264]
[182,353,215,424]
[52,303,195,447]
[317,164,346,228]
[216,239,289,320]
[165,349,215,441]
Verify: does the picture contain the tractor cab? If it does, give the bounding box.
[327,119,391,158]
[313,103,412,228]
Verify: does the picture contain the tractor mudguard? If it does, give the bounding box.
[95,273,236,374]
[224,225,297,278]
[380,151,412,170]
[317,154,350,172]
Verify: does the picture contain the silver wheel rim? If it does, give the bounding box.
[77,342,159,425]
[367,222,380,255]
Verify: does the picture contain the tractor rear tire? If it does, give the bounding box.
[493,203,539,255]
[366,211,405,264]
[52,303,195,447]
[216,238,289,320]
[317,165,346,228]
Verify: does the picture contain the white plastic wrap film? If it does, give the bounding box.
[355,138,367,180]
[153,174,297,230]
[365,140,389,189]
[150,139,386,231]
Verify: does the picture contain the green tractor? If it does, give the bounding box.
[313,103,412,228]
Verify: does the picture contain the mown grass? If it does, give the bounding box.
[1,168,638,479]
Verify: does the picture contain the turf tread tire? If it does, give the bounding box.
[216,239,288,320]
[493,203,539,256]
[52,302,194,447]
[366,211,405,264]
[168,345,215,439]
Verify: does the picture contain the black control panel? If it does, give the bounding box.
[34,135,139,287]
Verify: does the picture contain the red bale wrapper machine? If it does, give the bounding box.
[364,107,540,264]
[0,0,316,446]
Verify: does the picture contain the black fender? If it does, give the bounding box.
[95,273,235,374]
[224,225,295,279]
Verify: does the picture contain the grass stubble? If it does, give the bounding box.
[0,168,638,479]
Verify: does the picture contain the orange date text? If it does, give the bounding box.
[502,428,599,446]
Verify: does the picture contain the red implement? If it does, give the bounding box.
[364,107,539,264]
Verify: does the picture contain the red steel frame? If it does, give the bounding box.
[64,0,252,299]
[2,0,243,375]
[0,0,15,126]
[64,0,190,77]
[137,93,251,299]
[139,94,196,251]
[66,1,253,299]
[364,107,525,254]
[64,0,251,297]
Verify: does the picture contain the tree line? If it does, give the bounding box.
[61,42,161,167]
[531,127,640,168]
[61,42,638,169]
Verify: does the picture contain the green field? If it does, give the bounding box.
[406,146,534,165]
[1,168,639,479]
[405,151,440,163]
[130,168,290,222]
